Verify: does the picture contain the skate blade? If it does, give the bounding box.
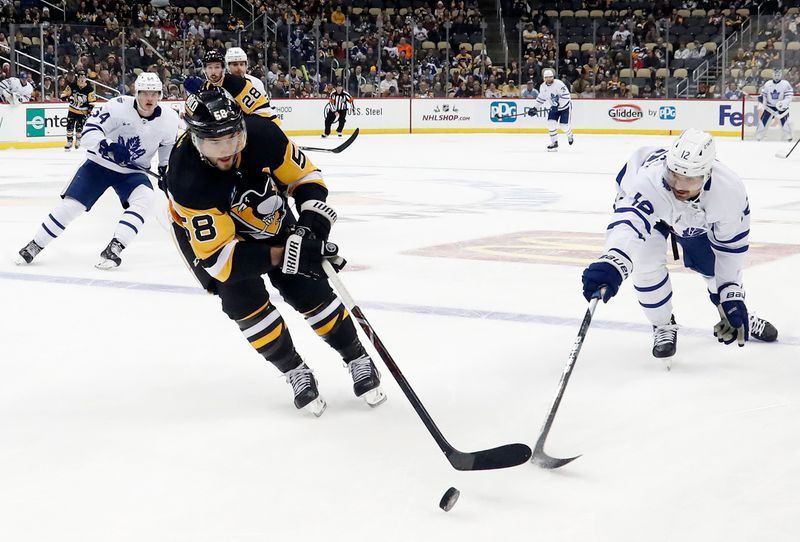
[547,148,558,152]
[305,397,327,417]
[95,259,120,270]
[361,387,387,408]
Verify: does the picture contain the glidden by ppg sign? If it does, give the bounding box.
[608,103,643,122]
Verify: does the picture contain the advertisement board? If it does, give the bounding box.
[1,98,746,149]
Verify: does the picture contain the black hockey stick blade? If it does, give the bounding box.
[447,443,532,471]
[322,260,532,472]
[300,127,360,154]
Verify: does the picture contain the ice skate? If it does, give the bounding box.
[285,363,326,416]
[74,138,81,149]
[64,141,72,151]
[337,132,343,138]
[321,133,328,138]
[568,135,574,145]
[749,314,778,342]
[95,238,125,269]
[652,316,678,369]
[347,354,386,407]
[547,141,559,152]
[16,240,43,265]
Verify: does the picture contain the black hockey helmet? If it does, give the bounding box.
[203,49,225,67]
[184,87,247,161]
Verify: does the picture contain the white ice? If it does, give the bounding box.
[1,133,798,542]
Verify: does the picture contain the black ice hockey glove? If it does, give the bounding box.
[298,200,337,240]
[157,165,168,193]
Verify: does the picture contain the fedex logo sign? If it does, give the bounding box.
[719,104,757,127]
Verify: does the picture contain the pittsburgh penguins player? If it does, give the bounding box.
[201,49,278,122]
[165,87,385,416]
[60,69,97,150]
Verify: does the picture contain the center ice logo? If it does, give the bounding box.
[491,101,517,123]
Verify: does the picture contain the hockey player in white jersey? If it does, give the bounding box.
[225,47,267,96]
[581,129,777,361]
[756,70,793,141]
[527,68,573,151]
[16,73,180,269]
[0,71,34,104]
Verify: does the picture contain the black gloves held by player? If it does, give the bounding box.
[281,226,345,279]
[298,200,337,240]
[157,165,168,193]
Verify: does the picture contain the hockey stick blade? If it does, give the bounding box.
[447,443,532,471]
[322,260,532,472]
[530,295,601,469]
[300,127,360,154]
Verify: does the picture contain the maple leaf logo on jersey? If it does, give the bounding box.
[230,183,286,239]
[681,227,706,237]
[118,135,147,162]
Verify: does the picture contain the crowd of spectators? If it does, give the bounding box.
[0,0,797,102]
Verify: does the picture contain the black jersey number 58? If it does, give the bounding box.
[191,215,217,241]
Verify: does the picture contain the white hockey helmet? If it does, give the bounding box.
[666,129,715,181]
[225,47,248,65]
[543,68,555,82]
[134,72,163,98]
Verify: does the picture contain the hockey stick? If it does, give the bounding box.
[776,139,799,159]
[322,260,532,471]
[493,111,530,120]
[531,290,603,469]
[300,127,360,154]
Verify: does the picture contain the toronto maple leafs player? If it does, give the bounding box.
[581,129,777,362]
[527,68,573,151]
[16,73,180,269]
[0,71,34,104]
[756,70,794,141]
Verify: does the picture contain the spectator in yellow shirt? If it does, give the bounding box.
[331,6,346,26]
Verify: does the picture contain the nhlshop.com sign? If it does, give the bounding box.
[26,107,69,137]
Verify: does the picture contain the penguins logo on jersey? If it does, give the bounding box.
[230,183,286,239]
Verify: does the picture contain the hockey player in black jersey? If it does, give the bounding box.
[165,87,385,415]
[60,69,96,150]
[200,49,278,122]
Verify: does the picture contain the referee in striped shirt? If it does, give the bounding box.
[323,82,354,138]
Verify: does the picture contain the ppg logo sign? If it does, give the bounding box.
[491,101,517,123]
[658,106,677,120]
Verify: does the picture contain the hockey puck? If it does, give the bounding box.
[439,487,460,512]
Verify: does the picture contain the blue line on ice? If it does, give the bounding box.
[2,270,796,345]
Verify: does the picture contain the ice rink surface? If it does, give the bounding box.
[1,133,798,541]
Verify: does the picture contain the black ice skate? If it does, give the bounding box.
[337,132,343,138]
[321,133,328,138]
[652,315,678,360]
[95,238,125,269]
[547,141,559,152]
[15,240,43,265]
[749,314,778,342]
[347,354,386,407]
[64,140,72,151]
[284,363,326,416]
[74,138,81,149]
[568,135,574,145]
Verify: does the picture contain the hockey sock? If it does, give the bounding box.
[32,197,85,248]
[634,272,674,326]
[547,119,558,143]
[563,124,573,140]
[302,292,361,361]
[112,185,152,247]
[237,300,300,373]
